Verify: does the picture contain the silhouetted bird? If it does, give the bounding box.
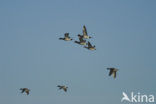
[107,68,118,78]
[57,85,68,92]
[59,33,72,41]
[75,34,86,45]
[84,41,96,50]
[20,88,30,95]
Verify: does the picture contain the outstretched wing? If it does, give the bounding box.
[25,90,29,95]
[109,70,113,76]
[83,25,88,36]
[87,42,92,47]
[64,33,69,38]
[113,71,116,78]
[20,89,25,93]
[63,88,67,92]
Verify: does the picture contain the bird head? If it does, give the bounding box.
[77,34,81,37]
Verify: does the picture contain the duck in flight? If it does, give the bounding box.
[57,85,68,92]
[75,34,87,45]
[84,41,96,50]
[107,68,118,78]
[59,33,73,41]
[20,88,30,95]
[78,25,92,39]
[82,25,92,39]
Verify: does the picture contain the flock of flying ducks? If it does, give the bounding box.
[19,25,119,95]
[59,25,96,50]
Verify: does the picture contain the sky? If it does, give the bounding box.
[0,0,156,104]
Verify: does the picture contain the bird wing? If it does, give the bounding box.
[83,25,88,36]
[63,88,67,92]
[108,68,114,70]
[25,90,29,95]
[87,41,92,47]
[109,69,113,76]
[113,71,116,78]
[20,89,25,93]
[64,33,69,38]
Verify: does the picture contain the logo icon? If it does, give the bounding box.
[121,92,131,102]
[121,92,155,103]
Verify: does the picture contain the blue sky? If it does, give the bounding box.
[0,0,156,104]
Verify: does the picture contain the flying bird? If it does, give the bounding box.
[78,25,92,39]
[57,85,68,92]
[84,41,96,50]
[107,68,118,78]
[82,25,92,39]
[20,88,30,95]
[75,34,87,45]
[59,33,73,41]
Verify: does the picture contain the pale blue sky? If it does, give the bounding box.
[0,0,156,104]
